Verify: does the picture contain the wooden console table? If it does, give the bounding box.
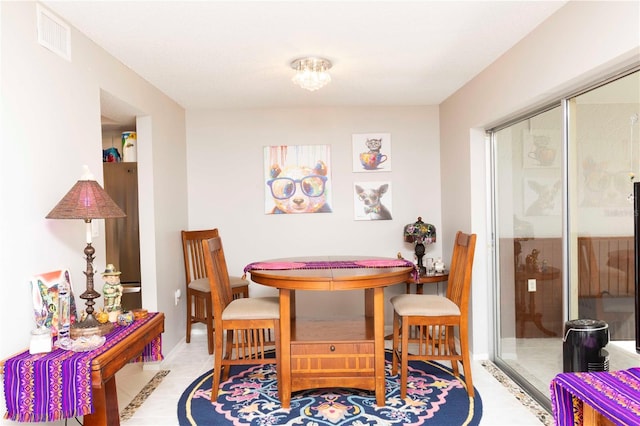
[515,267,560,337]
[405,272,448,294]
[551,367,640,425]
[1,312,164,425]
[246,257,413,409]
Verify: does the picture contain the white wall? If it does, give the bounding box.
[0,0,188,382]
[186,106,442,323]
[440,0,640,358]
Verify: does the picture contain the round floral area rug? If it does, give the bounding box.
[177,351,482,425]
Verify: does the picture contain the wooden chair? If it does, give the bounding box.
[391,231,477,398]
[578,237,634,340]
[202,236,281,401]
[181,229,250,354]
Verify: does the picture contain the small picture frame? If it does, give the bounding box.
[353,181,393,220]
[30,269,77,335]
[352,133,392,172]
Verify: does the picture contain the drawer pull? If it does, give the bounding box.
[330,345,335,352]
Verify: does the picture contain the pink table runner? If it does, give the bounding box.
[244,258,417,279]
[550,368,640,425]
[3,312,163,422]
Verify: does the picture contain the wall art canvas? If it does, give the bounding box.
[30,269,78,335]
[352,133,392,172]
[264,145,332,214]
[353,181,393,220]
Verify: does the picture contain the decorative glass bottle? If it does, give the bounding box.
[58,275,71,343]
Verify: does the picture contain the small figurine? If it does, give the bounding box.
[117,311,135,326]
[525,249,540,273]
[541,259,549,273]
[102,264,123,322]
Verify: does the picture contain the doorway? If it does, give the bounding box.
[100,91,142,311]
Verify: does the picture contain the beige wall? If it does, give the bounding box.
[0,0,188,374]
[440,0,640,357]
[186,106,442,321]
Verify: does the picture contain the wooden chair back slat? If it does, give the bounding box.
[447,231,477,318]
[182,229,220,282]
[202,236,234,317]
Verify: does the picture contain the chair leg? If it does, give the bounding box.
[400,317,410,399]
[186,293,193,344]
[459,326,474,397]
[273,322,281,401]
[221,329,234,382]
[206,296,214,355]
[392,312,400,376]
[211,323,225,402]
[447,326,460,377]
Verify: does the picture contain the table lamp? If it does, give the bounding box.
[403,217,436,276]
[46,165,126,337]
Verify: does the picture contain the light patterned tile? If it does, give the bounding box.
[120,370,170,421]
[481,360,552,425]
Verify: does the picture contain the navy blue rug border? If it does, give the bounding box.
[178,351,482,426]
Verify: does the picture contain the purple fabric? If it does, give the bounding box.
[244,258,417,279]
[550,368,640,425]
[3,312,163,422]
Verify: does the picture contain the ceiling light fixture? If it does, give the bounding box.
[290,57,332,92]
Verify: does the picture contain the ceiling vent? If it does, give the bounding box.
[37,5,71,61]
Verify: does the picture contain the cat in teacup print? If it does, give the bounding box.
[359,138,388,170]
[365,138,382,153]
[267,160,332,214]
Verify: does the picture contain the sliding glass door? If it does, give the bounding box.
[569,71,639,346]
[492,106,564,406]
[491,69,639,409]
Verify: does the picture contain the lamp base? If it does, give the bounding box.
[415,242,426,276]
[70,324,100,339]
[70,316,114,339]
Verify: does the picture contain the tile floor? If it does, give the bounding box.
[0,324,551,425]
[504,337,640,406]
[117,324,550,426]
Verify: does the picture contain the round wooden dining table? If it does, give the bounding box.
[245,256,414,408]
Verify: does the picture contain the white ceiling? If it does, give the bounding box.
[43,1,567,113]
